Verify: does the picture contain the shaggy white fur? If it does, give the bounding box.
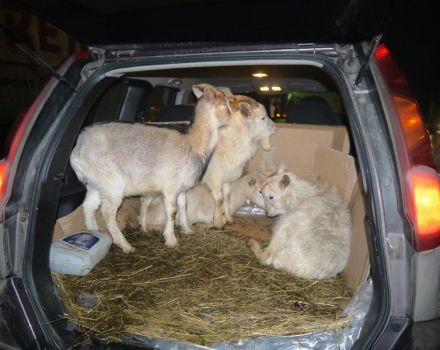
[249,166,351,279]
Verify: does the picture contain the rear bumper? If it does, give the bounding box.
[412,246,440,321]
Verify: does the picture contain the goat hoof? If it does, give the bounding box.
[213,218,225,228]
[247,238,258,249]
[165,239,178,248]
[121,244,136,254]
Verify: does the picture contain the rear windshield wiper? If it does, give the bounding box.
[0,24,77,92]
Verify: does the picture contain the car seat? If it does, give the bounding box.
[157,104,195,122]
[286,96,343,125]
[86,78,154,124]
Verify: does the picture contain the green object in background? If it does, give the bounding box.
[286,91,343,113]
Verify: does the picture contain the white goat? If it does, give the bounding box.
[202,94,277,228]
[134,172,267,227]
[70,84,231,253]
[249,166,351,279]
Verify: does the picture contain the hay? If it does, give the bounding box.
[54,224,352,346]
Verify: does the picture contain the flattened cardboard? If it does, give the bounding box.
[343,182,370,292]
[313,148,369,292]
[247,124,350,175]
[314,147,357,206]
[53,206,86,242]
[53,205,110,242]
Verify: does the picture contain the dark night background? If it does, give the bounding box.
[383,0,439,118]
[0,0,439,156]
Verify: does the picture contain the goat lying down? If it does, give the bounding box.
[202,94,277,228]
[249,167,351,279]
[70,84,231,253]
[134,172,267,228]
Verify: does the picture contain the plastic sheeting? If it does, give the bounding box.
[127,279,373,350]
[234,202,266,217]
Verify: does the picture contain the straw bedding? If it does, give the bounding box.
[54,219,352,346]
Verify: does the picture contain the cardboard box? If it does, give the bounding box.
[54,124,369,293]
[247,124,350,176]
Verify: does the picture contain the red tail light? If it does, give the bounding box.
[375,43,440,251]
[407,166,440,251]
[0,160,7,200]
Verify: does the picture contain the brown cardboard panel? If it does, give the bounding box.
[52,205,87,241]
[332,127,351,154]
[315,147,358,206]
[314,148,369,292]
[343,182,370,292]
[52,204,115,241]
[247,124,350,174]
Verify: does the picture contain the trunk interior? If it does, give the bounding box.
[44,60,373,348]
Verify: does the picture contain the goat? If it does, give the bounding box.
[133,172,266,228]
[249,166,351,279]
[70,84,231,252]
[202,95,277,228]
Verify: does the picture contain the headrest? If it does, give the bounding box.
[286,96,343,125]
[158,104,195,122]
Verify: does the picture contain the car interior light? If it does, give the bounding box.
[271,86,282,91]
[252,72,268,78]
[259,86,270,92]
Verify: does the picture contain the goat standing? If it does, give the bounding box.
[70,84,231,252]
[202,95,277,228]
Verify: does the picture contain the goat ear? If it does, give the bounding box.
[226,97,236,114]
[276,163,286,175]
[192,84,204,99]
[218,87,233,97]
[239,102,252,118]
[279,174,290,189]
[248,177,257,186]
[192,83,217,101]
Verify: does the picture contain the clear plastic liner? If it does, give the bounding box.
[127,279,373,350]
[234,202,266,217]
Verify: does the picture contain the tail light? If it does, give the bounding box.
[0,160,7,200]
[374,43,440,251]
[407,166,440,251]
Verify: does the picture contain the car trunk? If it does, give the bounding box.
[36,50,376,348]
